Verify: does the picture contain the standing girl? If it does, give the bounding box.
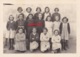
[36,13,45,36]
[52,15,61,32]
[51,30,61,53]
[59,17,70,50]
[40,28,50,52]
[25,14,35,50]
[33,7,42,20]
[43,7,51,21]
[14,28,26,52]
[6,15,16,50]
[45,16,53,37]
[52,8,61,22]
[30,27,39,52]
[16,14,25,30]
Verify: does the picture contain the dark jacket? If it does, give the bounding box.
[36,19,45,34]
[6,21,17,30]
[30,33,39,42]
[59,22,70,34]
[25,19,35,34]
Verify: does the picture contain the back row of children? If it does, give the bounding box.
[5,7,70,53]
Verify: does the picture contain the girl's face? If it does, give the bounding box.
[18,8,22,13]
[19,15,23,20]
[47,17,51,21]
[55,16,59,21]
[54,31,59,36]
[55,9,58,13]
[37,8,41,13]
[27,8,31,13]
[9,15,14,21]
[43,29,47,34]
[45,8,49,13]
[63,18,67,23]
[32,28,37,33]
[18,29,23,34]
[29,15,33,19]
[38,14,42,19]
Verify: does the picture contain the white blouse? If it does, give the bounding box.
[44,13,50,21]
[52,21,60,31]
[51,35,61,43]
[40,33,50,42]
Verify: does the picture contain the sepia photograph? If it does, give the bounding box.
[3,3,76,53]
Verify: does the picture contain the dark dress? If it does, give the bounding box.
[25,19,35,50]
[36,19,45,36]
[25,19,35,39]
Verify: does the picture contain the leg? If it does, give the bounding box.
[4,38,8,47]
[9,39,11,50]
[57,48,61,53]
[11,39,14,50]
[66,40,69,48]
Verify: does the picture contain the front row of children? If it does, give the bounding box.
[14,27,61,53]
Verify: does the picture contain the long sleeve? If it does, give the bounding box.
[68,23,70,34]
[59,23,62,34]
[6,21,9,30]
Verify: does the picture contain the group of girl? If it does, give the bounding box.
[5,7,70,53]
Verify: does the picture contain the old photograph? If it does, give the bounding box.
[3,3,76,53]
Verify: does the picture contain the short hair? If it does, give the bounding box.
[27,14,33,19]
[17,28,24,33]
[18,13,24,19]
[17,7,23,11]
[62,17,68,22]
[9,15,14,20]
[45,7,50,12]
[53,30,59,34]
[55,15,60,21]
[54,7,59,12]
[43,27,48,32]
[46,15,52,21]
[26,7,32,12]
[36,7,41,12]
